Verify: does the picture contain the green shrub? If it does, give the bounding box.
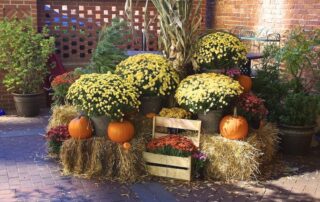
[0,18,55,94]
[90,18,129,73]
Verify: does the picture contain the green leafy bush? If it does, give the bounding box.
[279,93,320,126]
[252,44,288,122]
[0,19,55,94]
[90,18,129,73]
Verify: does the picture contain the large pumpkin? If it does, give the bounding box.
[219,108,249,140]
[107,120,134,143]
[68,116,93,139]
[238,75,252,93]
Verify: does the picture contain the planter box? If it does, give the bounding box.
[143,116,202,181]
[143,152,192,181]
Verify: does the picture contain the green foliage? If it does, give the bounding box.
[90,18,129,73]
[253,44,288,122]
[48,141,62,155]
[279,93,320,126]
[149,145,193,157]
[277,28,320,93]
[0,18,55,94]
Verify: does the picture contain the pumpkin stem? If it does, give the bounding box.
[233,107,238,117]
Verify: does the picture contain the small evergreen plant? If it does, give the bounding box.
[90,18,129,73]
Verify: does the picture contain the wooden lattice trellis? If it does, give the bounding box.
[38,0,160,66]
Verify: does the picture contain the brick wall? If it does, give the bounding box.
[212,0,320,34]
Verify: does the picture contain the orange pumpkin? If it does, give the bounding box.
[219,108,249,140]
[146,113,157,119]
[107,120,135,143]
[68,116,93,139]
[123,142,132,150]
[238,75,252,93]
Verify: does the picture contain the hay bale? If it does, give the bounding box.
[60,136,147,183]
[202,135,260,181]
[247,123,279,164]
[47,105,78,131]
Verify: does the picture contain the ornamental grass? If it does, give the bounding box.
[115,53,180,96]
[47,105,78,131]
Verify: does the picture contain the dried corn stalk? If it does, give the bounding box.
[151,0,202,76]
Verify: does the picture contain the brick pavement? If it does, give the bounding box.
[0,110,320,201]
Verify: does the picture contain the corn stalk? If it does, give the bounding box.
[151,0,202,76]
[125,0,156,50]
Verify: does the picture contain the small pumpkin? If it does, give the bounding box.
[68,115,93,139]
[107,120,134,143]
[238,75,252,93]
[123,142,132,150]
[220,108,249,140]
[146,112,157,119]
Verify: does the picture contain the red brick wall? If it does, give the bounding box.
[212,0,320,33]
[0,0,38,111]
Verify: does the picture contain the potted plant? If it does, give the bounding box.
[277,28,320,155]
[159,107,192,134]
[237,93,268,129]
[51,71,79,106]
[193,32,247,73]
[45,125,70,157]
[175,73,243,134]
[115,53,180,115]
[67,73,140,137]
[0,19,55,116]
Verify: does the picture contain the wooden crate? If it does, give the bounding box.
[143,116,201,181]
[143,152,192,181]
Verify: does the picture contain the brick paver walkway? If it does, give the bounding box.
[0,110,320,201]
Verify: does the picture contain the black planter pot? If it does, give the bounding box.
[278,124,315,155]
[139,96,163,115]
[12,92,43,117]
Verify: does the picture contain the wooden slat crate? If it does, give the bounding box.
[143,116,201,181]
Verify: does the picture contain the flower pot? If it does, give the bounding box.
[90,116,110,137]
[200,68,225,74]
[12,92,43,117]
[278,124,315,155]
[139,96,163,115]
[197,110,223,134]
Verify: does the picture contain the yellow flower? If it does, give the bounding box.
[66,73,140,120]
[115,53,180,96]
[175,73,243,113]
[194,32,247,70]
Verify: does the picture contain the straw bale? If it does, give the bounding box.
[47,105,78,131]
[60,136,147,183]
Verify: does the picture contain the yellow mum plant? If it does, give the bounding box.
[159,107,192,119]
[193,32,247,70]
[175,73,243,113]
[115,53,180,96]
[66,73,140,120]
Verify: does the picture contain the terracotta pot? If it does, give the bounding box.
[279,124,315,155]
